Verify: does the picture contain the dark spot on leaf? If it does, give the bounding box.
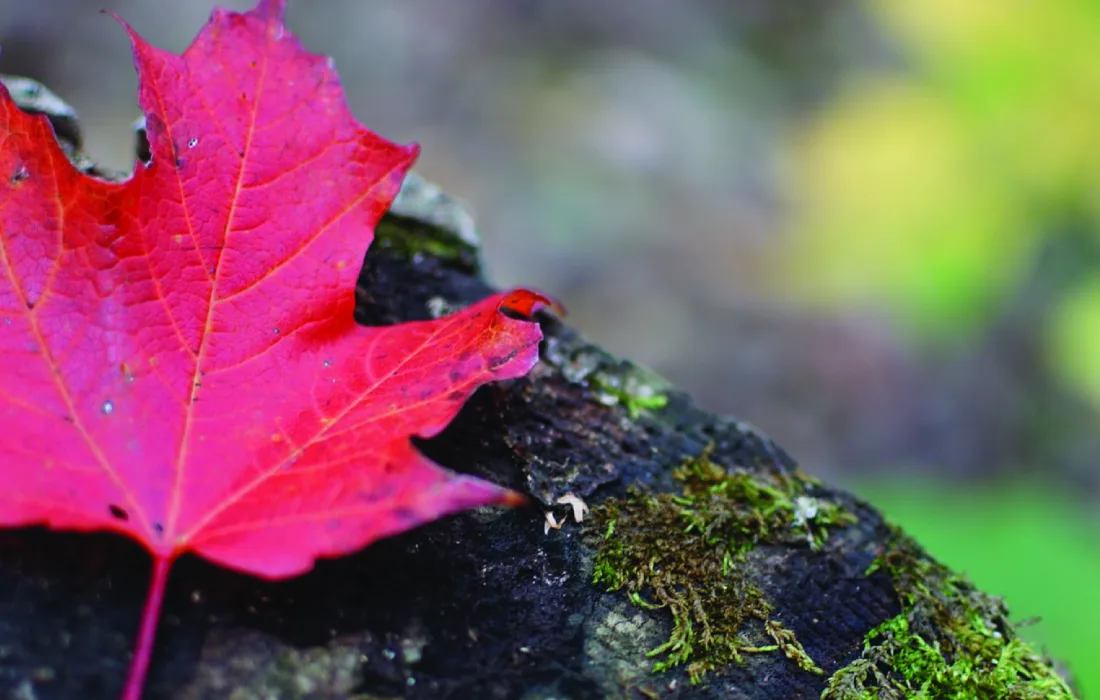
[238,150,245,158]
[10,165,30,185]
[175,158,184,169]
[108,504,129,521]
[488,349,518,370]
[25,299,35,310]
[457,350,472,362]
[447,391,463,401]
[448,369,464,382]
[393,507,418,524]
[153,522,164,536]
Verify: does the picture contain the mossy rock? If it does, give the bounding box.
[0,77,1077,700]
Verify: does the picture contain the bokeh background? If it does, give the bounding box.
[3,0,1098,694]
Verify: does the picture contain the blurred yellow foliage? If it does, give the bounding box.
[783,80,1024,330]
[780,0,1100,323]
[780,0,1100,405]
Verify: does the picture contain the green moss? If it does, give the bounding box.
[587,448,855,683]
[589,368,668,418]
[822,532,1078,700]
[373,171,482,268]
[373,216,474,265]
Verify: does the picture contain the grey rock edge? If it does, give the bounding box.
[0,76,1067,700]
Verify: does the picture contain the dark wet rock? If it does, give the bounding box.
[0,77,1073,700]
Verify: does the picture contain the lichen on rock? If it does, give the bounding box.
[175,631,365,700]
[542,336,670,418]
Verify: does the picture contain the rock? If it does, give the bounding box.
[0,77,1077,700]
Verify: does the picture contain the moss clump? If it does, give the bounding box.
[589,369,668,418]
[822,532,1078,700]
[587,449,855,683]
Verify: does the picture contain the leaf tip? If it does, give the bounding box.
[103,7,142,42]
[499,489,529,508]
[500,289,565,318]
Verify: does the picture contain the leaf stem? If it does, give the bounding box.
[122,555,172,700]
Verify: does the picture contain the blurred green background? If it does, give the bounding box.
[2,0,1098,695]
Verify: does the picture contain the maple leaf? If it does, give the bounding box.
[0,2,550,698]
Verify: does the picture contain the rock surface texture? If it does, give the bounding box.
[0,76,1076,700]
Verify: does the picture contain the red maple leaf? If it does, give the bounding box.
[0,2,550,697]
